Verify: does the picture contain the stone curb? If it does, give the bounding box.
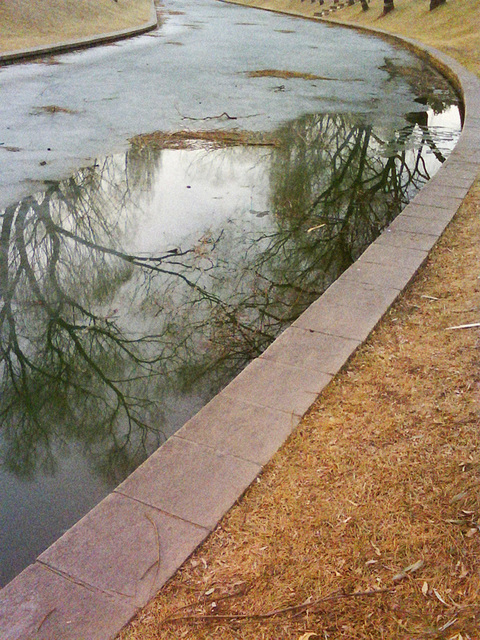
[1,6,479,640]
[0,1,158,65]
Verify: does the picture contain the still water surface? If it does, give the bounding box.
[0,0,461,586]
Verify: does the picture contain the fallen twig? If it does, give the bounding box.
[144,513,162,588]
[446,322,480,330]
[163,587,393,625]
[37,608,56,632]
[181,111,238,121]
[307,223,326,233]
[162,582,252,621]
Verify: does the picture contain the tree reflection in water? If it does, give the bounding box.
[0,104,459,583]
[267,111,431,295]
[0,109,458,480]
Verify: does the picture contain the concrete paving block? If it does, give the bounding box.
[221,357,331,416]
[1,19,479,640]
[402,201,459,222]
[438,176,475,190]
[442,145,480,167]
[465,116,480,134]
[461,119,480,134]
[464,113,480,128]
[459,74,480,94]
[446,148,480,166]
[439,166,479,188]
[359,242,427,270]
[454,130,480,151]
[319,277,400,311]
[116,437,261,530]
[38,492,209,602]
[387,212,451,237]
[441,156,480,180]
[462,94,480,115]
[467,149,480,163]
[411,188,464,210]
[0,562,134,640]
[465,107,480,126]
[458,139,480,157]
[413,181,469,202]
[340,257,421,291]
[292,292,388,343]
[260,326,360,375]
[374,227,439,252]
[175,394,300,466]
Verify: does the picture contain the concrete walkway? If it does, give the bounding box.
[0,8,479,640]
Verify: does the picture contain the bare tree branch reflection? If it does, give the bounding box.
[0,100,457,484]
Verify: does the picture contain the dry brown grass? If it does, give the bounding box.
[0,0,154,53]
[117,2,480,638]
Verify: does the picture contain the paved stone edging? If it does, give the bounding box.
[0,1,158,65]
[1,8,479,640]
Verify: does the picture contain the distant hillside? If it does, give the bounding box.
[0,0,155,53]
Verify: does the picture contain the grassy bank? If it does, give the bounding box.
[0,0,154,53]
[119,1,480,638]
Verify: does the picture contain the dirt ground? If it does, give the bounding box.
[118,1,480,639]
[0,0,154,53]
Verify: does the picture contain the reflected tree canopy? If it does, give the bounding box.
[0,105,457,487]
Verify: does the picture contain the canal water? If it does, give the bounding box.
[0,0,460,586]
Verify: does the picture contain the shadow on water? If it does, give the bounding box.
[0,93,460,584]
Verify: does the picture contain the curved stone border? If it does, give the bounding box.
[1,8,479,640]
[0,0,158,66]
